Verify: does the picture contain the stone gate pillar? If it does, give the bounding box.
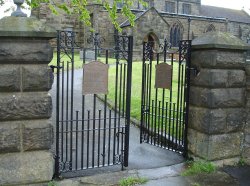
[0,15,56,185]
[188,32,249,165]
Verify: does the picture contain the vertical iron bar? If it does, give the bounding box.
[140,42,146,143]
[179,65,184,145]
[165,102,169,148]
[157,101,161,146]
[81,95,85,169]
[117,63,123,155]
[168,54,174,149]
[92,95,96,168]
[70,32,75,169]
[75,111,79,170]
[66,61,69,162]
[87,110,90,168]
[61,61,64,161]
[183,41,192,157]
[124,36,133,167]
[98,110,101,167]
[54,30,61,178]
[151,100,154,145]
[108,110,112,165]
[172,103,176,150]
[122,64,126,117]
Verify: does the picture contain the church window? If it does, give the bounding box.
[170,24,182,47]
[205,24,216,33]
[182,3,191,14]
[165,1,175,13]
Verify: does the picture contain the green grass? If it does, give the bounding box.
[119,177,148,186]
[181,160,217,176]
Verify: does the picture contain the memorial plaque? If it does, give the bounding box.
[83,61,109,95]
[155,63,172,89]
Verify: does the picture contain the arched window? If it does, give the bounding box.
[205,24,216,33]
[170,23,182,47]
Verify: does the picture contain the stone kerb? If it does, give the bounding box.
[188,32,249,165]
[0,16,56,185]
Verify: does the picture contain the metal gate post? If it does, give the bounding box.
[124,36,133,167]
[183,41,192,158]
[54,30,61,178]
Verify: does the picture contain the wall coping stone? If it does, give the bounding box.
[0,16,56,38]
[192,32,250,51]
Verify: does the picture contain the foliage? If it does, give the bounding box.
[119,177,148,186]
[0,0,147,32]
[238,157,246,166]
[48,180,57,186]
[181,160,217,176]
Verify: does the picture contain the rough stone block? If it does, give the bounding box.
[192,50,245,69]
[22,120,53,151]
[0,39,53,64]
[190,87,245,108]
[0,151,54,185]
[0,93,52,120]
[245,134,250,144]
[0,121,21,153]
[188,129,243,160]
[246,63,250,75]
[242,143,250,164]
[0,65,21,91]
[22,65,54,91]
[191,69,245,88]
[189,106,245,134]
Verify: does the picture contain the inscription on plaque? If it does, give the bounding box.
[155,63,172,89]
[83,61,109,95]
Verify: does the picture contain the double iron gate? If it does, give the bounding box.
[54,31,133,177]
[54,30,191,177]
[140,40,191,156]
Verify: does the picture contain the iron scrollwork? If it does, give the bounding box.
[143,39,172,61]
[114,35,130,61]
[179,40,191,63]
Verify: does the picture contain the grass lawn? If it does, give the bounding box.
[50,52,184,133]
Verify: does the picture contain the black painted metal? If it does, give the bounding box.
[54,31,133,177]
[140,39,191,155]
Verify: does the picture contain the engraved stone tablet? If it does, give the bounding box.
[155,63,172,89]
[83,61,109,95]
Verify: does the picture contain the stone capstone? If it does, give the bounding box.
[192,32,250,50]
[0,93,52,120]
[0,16,56,38]
[0,151,54,185]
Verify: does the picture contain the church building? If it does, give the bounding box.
[32,0,250,58]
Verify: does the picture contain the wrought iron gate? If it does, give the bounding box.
[53,31,133,177]
[140,40,191,156]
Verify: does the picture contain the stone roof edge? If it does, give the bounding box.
[120,7,169,28]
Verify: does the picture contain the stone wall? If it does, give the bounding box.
[0,16,56,185]
[188,32,249,165]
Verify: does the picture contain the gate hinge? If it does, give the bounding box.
[188,67,199,76]
[50,65,63,72]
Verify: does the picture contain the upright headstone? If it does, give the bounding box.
[189,32,249,165]
[0,2,56,185]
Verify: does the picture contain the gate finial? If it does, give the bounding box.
[11,0,27,17]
